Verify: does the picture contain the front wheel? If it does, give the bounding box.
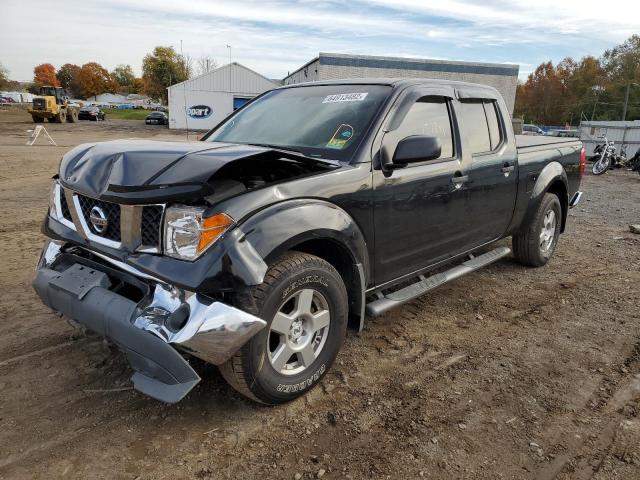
[67,109,78,123]
[220,252,348,404]
[513,193,562,267]
[592,155,611,175]
[56,109,67,123]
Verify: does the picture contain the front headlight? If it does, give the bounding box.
[163,206,234,260]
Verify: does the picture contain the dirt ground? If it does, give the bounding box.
[0,107,639,480]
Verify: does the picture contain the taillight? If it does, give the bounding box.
[579,147,586,176]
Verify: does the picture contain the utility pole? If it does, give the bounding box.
[180,39,190,140]
[226,45,232,92]
[622,82,630,121]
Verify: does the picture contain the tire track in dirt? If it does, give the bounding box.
[534,342,640,480]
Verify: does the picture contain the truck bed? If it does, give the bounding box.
[515,135,580,150]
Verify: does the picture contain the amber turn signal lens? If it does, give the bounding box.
[196,213,234,253]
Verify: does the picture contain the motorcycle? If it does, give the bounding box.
[592,141,640,176]
[629,147,640,175]
[591,139,616,175]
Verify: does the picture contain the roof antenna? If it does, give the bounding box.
[181,39,190,141]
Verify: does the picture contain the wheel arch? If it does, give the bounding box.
[238,199,369,331]
[524,162,569,233]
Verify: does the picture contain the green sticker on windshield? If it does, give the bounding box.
[326,124,354,149]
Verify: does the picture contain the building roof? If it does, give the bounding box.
[275,77,502,94]
[284,52,519,81]
[167,62,279,92]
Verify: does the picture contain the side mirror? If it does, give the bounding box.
[392,135,442,166]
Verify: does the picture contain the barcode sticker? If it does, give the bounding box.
[322,93,369,103]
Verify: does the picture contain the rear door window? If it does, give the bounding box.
[458,101,491,154]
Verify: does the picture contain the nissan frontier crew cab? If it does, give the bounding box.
[33,79,584,404]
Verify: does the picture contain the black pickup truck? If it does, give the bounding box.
[33,79,584,404]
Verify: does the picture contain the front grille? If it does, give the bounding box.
[33,98,45,110]
[141,205,163,247]
[56,187,164,251]
[77,195,121,241]
[59,190,72,221]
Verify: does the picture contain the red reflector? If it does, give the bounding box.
[579,148,586,176]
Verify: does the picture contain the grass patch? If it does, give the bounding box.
[104,109,157,120]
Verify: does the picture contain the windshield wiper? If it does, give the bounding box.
[244,143,338,164]
[247,143,304,155]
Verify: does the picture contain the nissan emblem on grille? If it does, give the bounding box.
[89,206,108,233]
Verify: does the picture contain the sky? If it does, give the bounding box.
[1,0,638,82]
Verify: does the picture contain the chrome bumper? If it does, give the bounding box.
[34,241,266,403]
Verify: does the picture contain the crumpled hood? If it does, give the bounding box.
[58,139,278,203]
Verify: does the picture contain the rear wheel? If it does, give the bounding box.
[220,252,348,404]
[513,193,562,267]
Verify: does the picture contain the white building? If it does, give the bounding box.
[90,93,128,104]
[167,63,279,130]
[1,91,34,103]
[578,120,640,156]
[284,52,519,114]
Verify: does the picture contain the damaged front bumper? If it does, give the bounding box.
[33,241,266,403]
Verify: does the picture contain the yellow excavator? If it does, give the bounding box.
[28,86,79,123]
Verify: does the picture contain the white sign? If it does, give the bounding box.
[322,93,369,104]
[26,126,57,146]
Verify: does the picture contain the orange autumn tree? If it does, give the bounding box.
[76,62,118,99]
[33,63,60,87]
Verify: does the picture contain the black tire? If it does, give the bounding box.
[219,251,348,404]
[32,115,44,123]
[47,117,56,123]
[56,109,66,123]
[592,156,610,175]
[512,193,562,267]
[67,109,78,123]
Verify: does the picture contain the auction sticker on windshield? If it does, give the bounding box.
[322,93,368,103]
[327,124,354,149]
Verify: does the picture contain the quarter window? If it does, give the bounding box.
[484,101,502,150]
[386,96,454,160]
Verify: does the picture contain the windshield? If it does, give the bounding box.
[205,84,391,160]
[40,87,57,96]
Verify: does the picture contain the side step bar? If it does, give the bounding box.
[365,246,511,317]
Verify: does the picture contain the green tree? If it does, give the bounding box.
[142,46,190,103]
[112,64,138,93]
[601,34,640,120]
[56,63,81,95]
[0,62,20,90]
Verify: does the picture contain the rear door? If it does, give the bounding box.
[453,93,518,244]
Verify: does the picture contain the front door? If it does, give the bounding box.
[372,91,469,286]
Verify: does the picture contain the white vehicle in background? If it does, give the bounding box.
[523,124,544,135]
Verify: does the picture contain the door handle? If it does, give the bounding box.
[451,174,468,189]
[501,164,515,174]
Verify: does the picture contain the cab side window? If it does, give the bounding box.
[458,100,503,154]
[386,96,454,160]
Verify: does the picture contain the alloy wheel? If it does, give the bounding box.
[267,288,331,375]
